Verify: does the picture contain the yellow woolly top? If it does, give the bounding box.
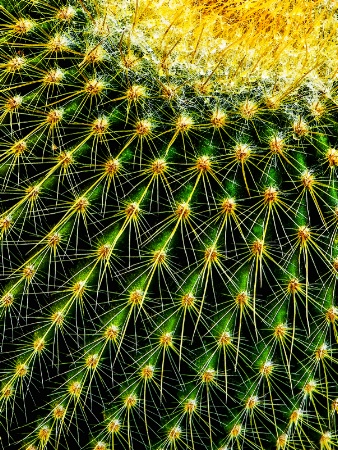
[96,0,338,93]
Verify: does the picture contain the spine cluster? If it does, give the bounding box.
[0,1,338,449]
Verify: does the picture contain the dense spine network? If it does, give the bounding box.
[0,1,338,449]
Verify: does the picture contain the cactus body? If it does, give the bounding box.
[1,1,338,449]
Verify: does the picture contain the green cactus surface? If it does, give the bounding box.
[1,1,338,450]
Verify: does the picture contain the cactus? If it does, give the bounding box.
[1,1,338,449]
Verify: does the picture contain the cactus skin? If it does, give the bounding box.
[1,1,338,450]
